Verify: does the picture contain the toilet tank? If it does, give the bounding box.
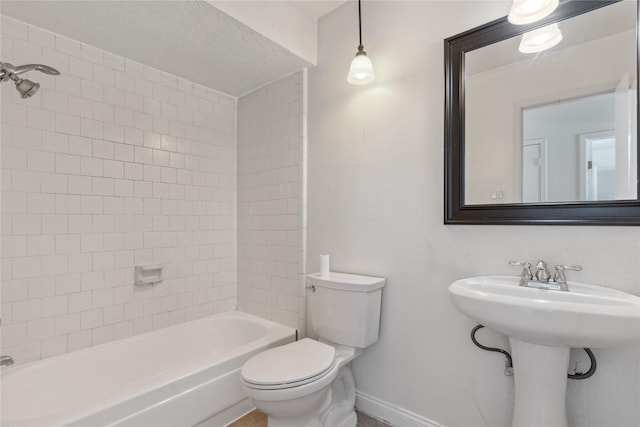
[307,272,385,348]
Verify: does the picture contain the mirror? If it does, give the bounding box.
[445,0,640,225]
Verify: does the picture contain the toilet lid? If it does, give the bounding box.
[241,338,335,387]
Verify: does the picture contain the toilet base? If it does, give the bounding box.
[261,366,357,427]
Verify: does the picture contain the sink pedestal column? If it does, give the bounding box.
[509,338,571,427]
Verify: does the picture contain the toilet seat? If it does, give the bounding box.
[241,338,336,390]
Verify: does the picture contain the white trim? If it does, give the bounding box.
[198,398,254,427]
[522,138,548,203]
[355,391,445,427]
[579,129,616,201]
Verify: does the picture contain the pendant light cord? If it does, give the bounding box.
[358,0,363,49]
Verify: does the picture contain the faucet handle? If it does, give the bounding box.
[508,260,533,279]
[557,264,582,272]
[552,264,582,284]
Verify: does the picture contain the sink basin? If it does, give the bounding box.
[448,275,640,348]
[449,275,640,427]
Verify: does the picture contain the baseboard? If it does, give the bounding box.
[356,390,444,427]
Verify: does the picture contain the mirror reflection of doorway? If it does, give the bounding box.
[522,138,548,203]
[522,91,616,202]
[579,130,616,201]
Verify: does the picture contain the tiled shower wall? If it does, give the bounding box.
[0,17,237,363]
[237,72,306,334]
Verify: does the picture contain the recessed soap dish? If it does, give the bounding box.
[135,265,163,286]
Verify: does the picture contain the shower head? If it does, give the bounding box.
[0,61,60,99]
[14,78,40,98]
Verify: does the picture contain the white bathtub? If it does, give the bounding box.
[1,311,296,427]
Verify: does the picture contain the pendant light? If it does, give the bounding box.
[347,0,375,85]
[519,23,563,53]
[508,0,559,25]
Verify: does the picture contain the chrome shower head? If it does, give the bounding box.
[14,78,40,98]
[0,61,59,99]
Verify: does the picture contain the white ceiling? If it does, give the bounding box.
[1,1,347,97]
[466,0,636,76]
[293,1,347,18]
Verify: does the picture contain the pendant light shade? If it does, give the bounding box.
[519,23,563,53]
[347,0,374,85]
[508,0,559,25]
[348,46,375,85]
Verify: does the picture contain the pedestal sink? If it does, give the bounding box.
[448,276,640,427]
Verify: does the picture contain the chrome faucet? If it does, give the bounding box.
[534,260,551,282]
[552,264,583,291]
[509,260,582,291]
[0,355,14,366]
[508,260,533,286]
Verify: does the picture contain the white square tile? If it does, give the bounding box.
[12,38,43,63]
[69,291,92,313]
[55,153,80,174]
[13,213,42,235]
[27,150,55,172]
[55,113,81,135]
[42,89,69,114]
[93,102,115,123]
[68,330,91,352]
[56,234,81,255]
[68,175,92,195]
[104,304,124,325]
[93,65,114,87]
[55,313,81,334]
[104,86,125,108]
[92,177,114,196]
[27,235,55,256]
[68,135,92,156]
[42,254,68,276]
[93,288,115,308]
[55,36,81,57]
[80,157,103,177]
[124,127,143,146]
[82,45,103,65]
[80,195,103,214]
[104,123,125,143]
[69,56,93,80]
[80,118,103,139]
[2,191,27,213]
[42,214,68,234]
[81,80,103,102]
[81,233,103,252]
[104,53,125,72]
[2,322,27,347]
[42,173,68,194]
[1,18,245,362]
[41,294,68,317]
[68,95,92,119]
[80,308,103,330]
[27,318,55,341]
[67,215,92,234]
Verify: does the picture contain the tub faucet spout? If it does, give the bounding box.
[1,355,14,366]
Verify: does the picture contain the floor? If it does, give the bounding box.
[229,409,392,427]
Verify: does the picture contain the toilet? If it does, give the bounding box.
[240,272,385,427]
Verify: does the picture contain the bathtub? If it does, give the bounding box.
[1,311,296,427]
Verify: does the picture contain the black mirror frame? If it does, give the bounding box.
[444,0,640,225]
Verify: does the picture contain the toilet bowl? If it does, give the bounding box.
[241,338,361,427]
[240,272,385,427]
